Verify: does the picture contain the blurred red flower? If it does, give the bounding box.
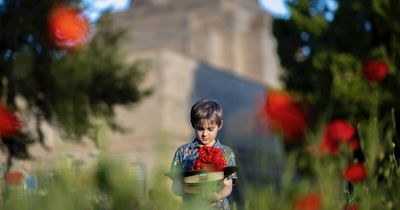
[319,120,357,155]
[362,60,388,82]
[193,146,226,172]
[344,204,358,210]
[264,91,307,141]
[5,171,25,185]
[319,133,340,155]
[294,193,322,210]
[325,120,355,142]
[0,105,21,137]
[48,4,90,50]
[344,163,367,183]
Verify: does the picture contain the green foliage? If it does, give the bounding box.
[1,155,146,210]
[13,12,147,138]
[271,0,400,209]
[242,115,399,209]
[0,1,148,159]
[273,0,400,125]
[0,131,397,210]
[95,155,144,210]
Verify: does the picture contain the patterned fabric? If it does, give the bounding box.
[171,139,237,210]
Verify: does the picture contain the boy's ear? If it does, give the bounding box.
[218,120,224,129]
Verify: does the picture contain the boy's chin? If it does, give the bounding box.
[198,139,215,146]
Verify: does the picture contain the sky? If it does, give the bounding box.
[258,0,290,19]
[83,0,132,21]
[84,0,290,22]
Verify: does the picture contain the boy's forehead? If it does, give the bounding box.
[197,119,217,127]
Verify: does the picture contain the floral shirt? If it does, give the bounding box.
[170,139,237,210]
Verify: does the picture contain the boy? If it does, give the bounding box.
[170,99,238,210]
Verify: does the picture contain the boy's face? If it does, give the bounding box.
[194,119,223,146]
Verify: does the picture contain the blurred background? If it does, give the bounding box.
[1,0,400,210]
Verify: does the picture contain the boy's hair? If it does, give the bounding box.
[190,99,223,128]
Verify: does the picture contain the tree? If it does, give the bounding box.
[0,1,148,165]
[273,0,400,126]
[270,0,400,208]
[273,0,400,157]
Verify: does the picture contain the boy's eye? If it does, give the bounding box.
[196,127,215,131]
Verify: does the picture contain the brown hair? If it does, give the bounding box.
[190,99,223,128]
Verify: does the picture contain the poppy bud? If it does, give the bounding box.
[0,105,21,137]
[362,60,388,82]
[344,163,367,183]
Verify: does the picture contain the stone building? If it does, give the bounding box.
[114,0,281,87]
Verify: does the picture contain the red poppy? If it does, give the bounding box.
[325,120,355,142]
[264,91,307,141]
[294,193,322,210]
[362,60,388,82]
[0,105,21,137]
[344,163,367,183]
[344,204,358,210]
[48,4,90,50]
[318,120,356,155]
[5,171,25,185]
[193,146,226,172]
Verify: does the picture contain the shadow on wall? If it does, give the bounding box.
[190,62,284,209]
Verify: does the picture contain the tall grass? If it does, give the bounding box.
[0,115,399,210]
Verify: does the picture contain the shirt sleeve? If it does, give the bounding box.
[225,147,238,184]
[169,148,183,179]
[170,148,184,196]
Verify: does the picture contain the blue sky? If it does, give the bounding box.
[83,0,132,21]
[84,0,290,22]
[259,0,290,19]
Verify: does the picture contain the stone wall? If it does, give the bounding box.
[114,0,282,87]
